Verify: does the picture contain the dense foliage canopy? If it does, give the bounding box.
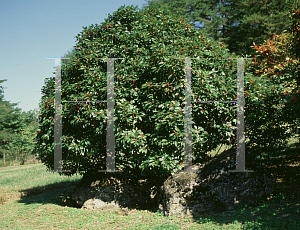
[36,5,252,180]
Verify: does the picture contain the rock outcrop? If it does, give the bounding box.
[156,147,276,217]
[71,147,276,217]
[71,170,163,211]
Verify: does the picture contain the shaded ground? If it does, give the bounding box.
[258,145,300,206]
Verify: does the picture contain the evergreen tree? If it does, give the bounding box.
[10,109,40,164]
[0,79,38,165]
[142,0,299,57]
[0,80,23,163]
[0,79,6,101]
[142,0,227,41]
[221,0,298,57]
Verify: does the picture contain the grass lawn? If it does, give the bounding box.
[0,125,299,229]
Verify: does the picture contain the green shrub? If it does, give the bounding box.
[36,5,257,180]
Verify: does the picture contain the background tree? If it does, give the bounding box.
[221,0,299,57]
[285,4,300,90]
[0,79,39,166]
[10,109,39,164]
[0,79,5,101]
[142,0,299,57]
[142,0,229,42]
[0,79,23,165]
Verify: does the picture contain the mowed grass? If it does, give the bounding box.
[0,125,299,229]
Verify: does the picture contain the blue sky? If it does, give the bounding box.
[0,0,151,113]
[1,0,234,115]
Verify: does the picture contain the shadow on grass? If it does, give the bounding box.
[17,179,83,208]
[185,141,300,229]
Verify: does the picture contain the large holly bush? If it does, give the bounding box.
[36,5,265,180]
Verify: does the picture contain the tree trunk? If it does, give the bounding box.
[3,139,5,165]
[20,151,24,165]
